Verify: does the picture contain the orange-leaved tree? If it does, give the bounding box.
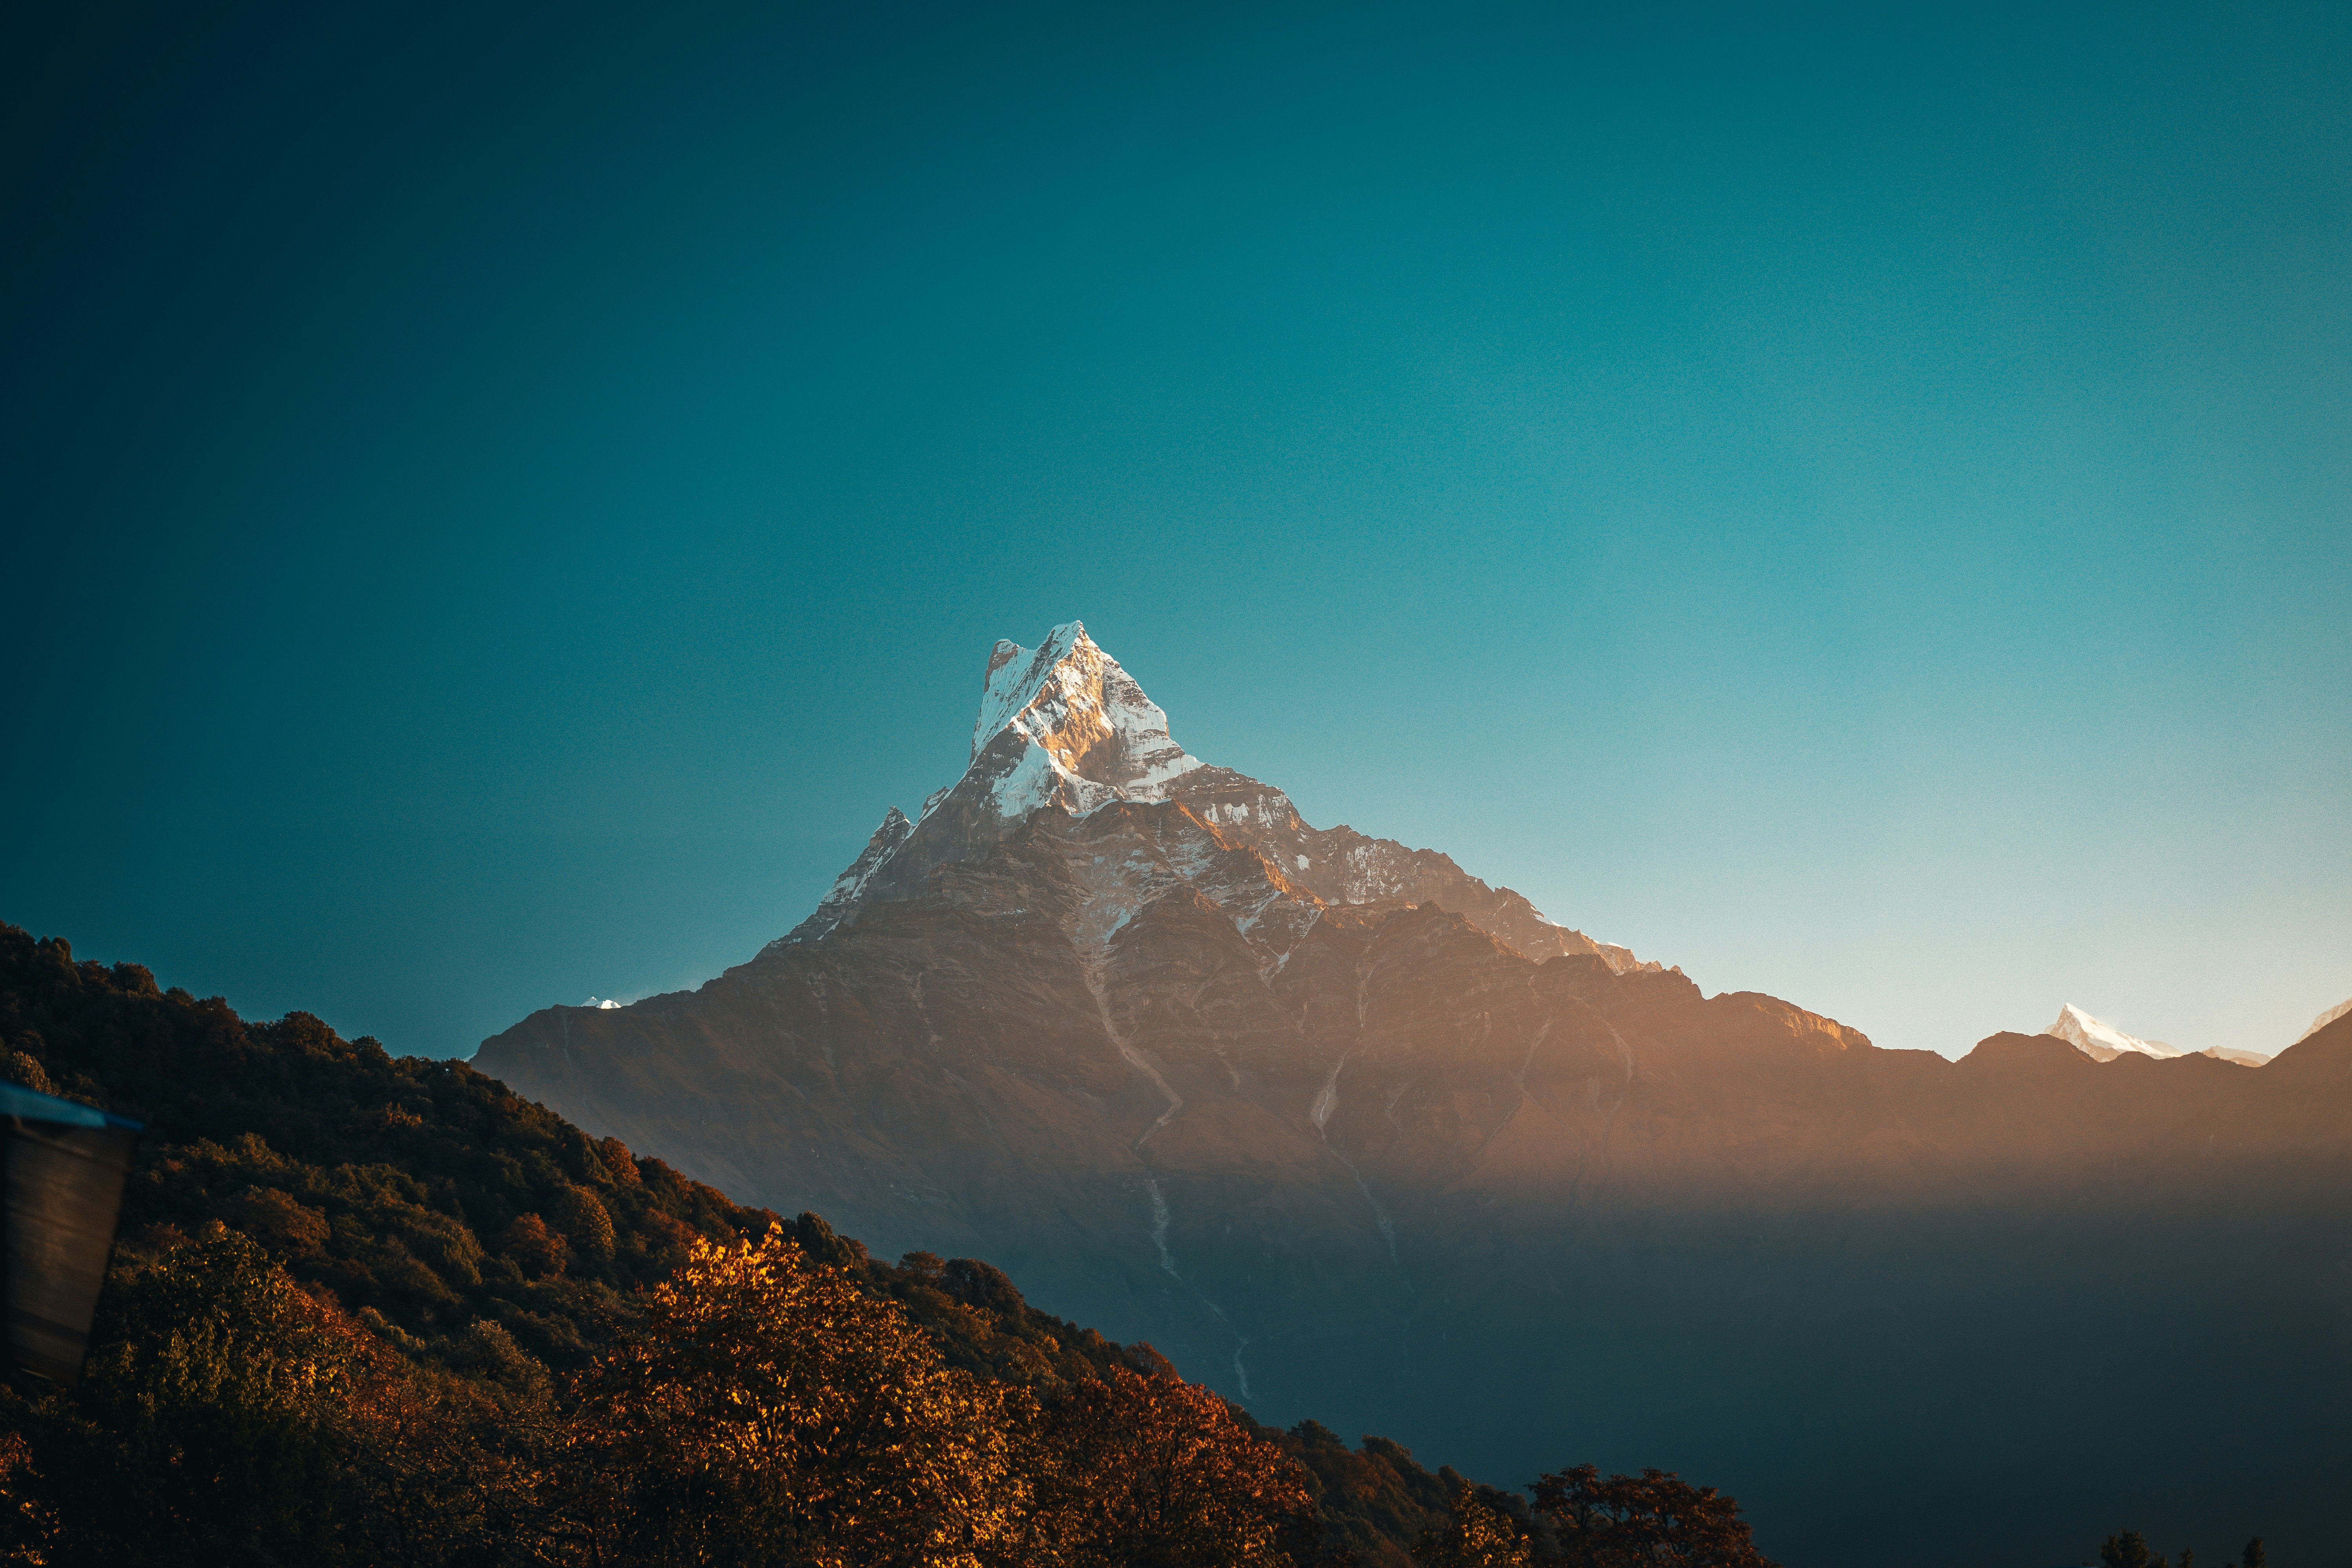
[1026,1362,1314,1568]
[559,1221,1029,1567]
[1413,1484,1533,1567]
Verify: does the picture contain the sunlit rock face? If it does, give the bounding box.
[972,624,1202,798]
[477,624,2352,1567]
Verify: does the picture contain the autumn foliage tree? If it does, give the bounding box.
[0,1224,562,1567]
[558,1223,1030,1567]
[14,1226,374,1565]
[1413,1485,1533,1568]
[1026,1363,1313,1567]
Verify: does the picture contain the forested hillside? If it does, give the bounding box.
[0,924,1772,1566]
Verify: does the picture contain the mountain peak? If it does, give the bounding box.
[967,622,1200,800]
[2044,1002,2181,1062]
[780,622,1647,970]
[779,624,1208,944]
[975,622,1089,760]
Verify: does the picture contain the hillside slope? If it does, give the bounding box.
[0,922,1495,1566]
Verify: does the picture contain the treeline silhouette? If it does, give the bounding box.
[2099,1529,2269,1568]
[0,925,1773,1566]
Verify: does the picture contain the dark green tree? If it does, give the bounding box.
[1530,1463,1775,1567]
[2101,1530,2167,1568]
[5,1227,370,1566]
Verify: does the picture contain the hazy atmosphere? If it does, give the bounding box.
[7,0,2347,1062]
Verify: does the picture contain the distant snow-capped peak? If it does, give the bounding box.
[2298,997,2352,1043]
[2043,1003,2181,1062]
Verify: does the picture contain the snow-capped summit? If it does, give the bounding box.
[779,624,1212,944]
[968,621,1202,807]
[2043,1003,2181,1062]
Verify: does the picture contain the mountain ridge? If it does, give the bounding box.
[2298,995,2352,1042]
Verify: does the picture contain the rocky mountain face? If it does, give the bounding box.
[475,624,2352,1566]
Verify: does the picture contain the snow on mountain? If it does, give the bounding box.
[2043,1003,2182,1062]
[1162,767,1656,971]
[795,807,916,939]
[968,621,1203,815]
[777,621,1648,970]
[779,625,1216,944]
[2297,997,2352,1044]
[2038,1002,2286,1067]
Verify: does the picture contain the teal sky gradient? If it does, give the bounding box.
[5,1,2347,1061]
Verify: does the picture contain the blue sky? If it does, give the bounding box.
[5,1,2345,1061]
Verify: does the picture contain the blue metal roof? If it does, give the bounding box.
[0,1081,142,1132]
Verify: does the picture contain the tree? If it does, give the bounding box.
[0,1222,547,1568]
[1026,1363,1313,1567]
[2101,1530,2167,1568]
[223,1183,332,1256]
[550,1181,617,1265]
[1414,1485,1532,1567]
[561,1221,1027,1567]
[1531,1463,1777,1568]
[3,1226,375,1566]
[499,1212,571,1279]
[2241,1539,2266,1568]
